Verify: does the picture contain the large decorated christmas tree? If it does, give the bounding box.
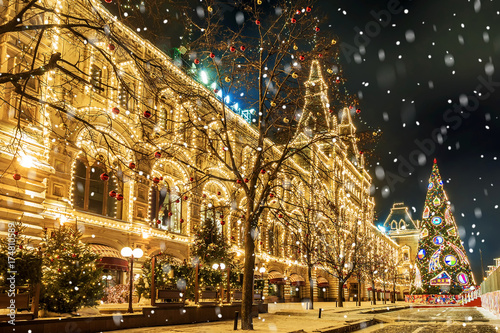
[415,159,475,294]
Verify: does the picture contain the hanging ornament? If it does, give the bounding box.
[129,162,136,169]
[315,27,320,32]
[105,0,112,3]
[217,191,221,196]
[180,218,184,223]
[296,9,301,14]
[202,194,207,198]
[299,55,305,61]
[220,221,225,225]
[270,101,276,107]
[283,117,289,123]
[306,6,312,12]
[194,59,200,64]
[209,52,215,58]
[292,73,298,79]
[269,193,274,198]
[359,151,364,155]
[183,196,188,201]
[225,77,231,83]
[116,193,124,201]
[143,110,152,118]
[230,46,236,52]
[168,212,173,217]
[356,108,361,114]
[260,169,266,174]
[109,190,117,197]
[240,45,246,51]
[244,178,249,183]
[175,199,180,203]
[100,173,109,181]
[13,173,21,181]
[293,44,298,50]
[255,20,261,25]
[336,79,341,83]
[155,151,162,158]
[207,6,213,12]
[108,43,115,51]
[423,206,430,219]
[327,69,333,74]
[236,179,242,184]
[291,18,296,24]
[257,0,262,4]
[156,219,161,224]
[189,177,194,182]
[153,177,160,184]
[318,53,323,58]
[331,39,337,45]
[214,88,218,93]
[278,214,283,218]
[433,197,441,207]
[112,107,120,114]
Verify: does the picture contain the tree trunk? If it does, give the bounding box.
[371,280,376,305]
[241,223,256,330]
[392,283,396,303]
[308,265,314,310]
[337,280,344,307]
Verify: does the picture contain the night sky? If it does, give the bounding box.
[111,0,500,282]
[324,0,500,281]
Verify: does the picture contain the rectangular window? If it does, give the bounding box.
[90,64,102,90]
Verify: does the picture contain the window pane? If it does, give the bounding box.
[73,160,86,209]
[88,165,104,214]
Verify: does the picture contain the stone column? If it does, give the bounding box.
[284,279,291,303]
[263,278,269,303]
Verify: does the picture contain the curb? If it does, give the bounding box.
[316,318,380,333]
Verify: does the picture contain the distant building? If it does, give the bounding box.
[382,203,420,294]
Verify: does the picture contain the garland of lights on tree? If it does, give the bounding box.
[415,159,475,294]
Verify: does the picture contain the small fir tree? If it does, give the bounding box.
[40,226,104,313]
[415,159,475,294]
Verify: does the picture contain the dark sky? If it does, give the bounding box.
[112,0,500,282]
[324,0,500,282]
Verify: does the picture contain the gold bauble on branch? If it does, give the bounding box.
[270,101,276,107]
[292,73,298,79]
[293,44,298,50]
[225,77,231,82]
[207,6,213,12]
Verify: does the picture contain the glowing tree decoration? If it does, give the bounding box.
[415,159,475,294]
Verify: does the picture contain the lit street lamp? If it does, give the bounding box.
[121,247,143,313]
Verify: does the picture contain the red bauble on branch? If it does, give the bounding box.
[143,110,152,118]
[217,191,221,196]
[112,107,120,114]
[356,108,361,114]
[109,190,117,197]
[189,177,194,182]
[306,6,312,12]
[153,177,160,184]
[278,213,283,218]
[315,27,320,32]
[291,18,296,23]
[129,162,136,169]
[183,195,188,201]
[244,178,249,183]
[155,151,162,158]
[240,45,246,51]
[194,59,200,64]
[13,173,21,181]
[269,193,274,198]
[255,20,261,25]
[299,55,305,61]
[168,212,173,217]
[116,193,124,201]
[229,46,236,52]
[220,221,225,225]
[260,169,266,174]
[100,173,109,181]
[236,179,242,184]
[209,52,215,58]
[180,218,184,223]
[105,0,112,3]
[156,219,161,224]
[108,43,115,51]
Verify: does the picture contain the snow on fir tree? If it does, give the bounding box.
[40,226,104,313]
[415,159,475,294]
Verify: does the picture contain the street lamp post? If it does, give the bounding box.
[121,247,143,313]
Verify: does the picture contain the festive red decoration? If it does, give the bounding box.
[194,59,200,64]
[318,53,323,58]
[230,46,236,52]
[255,20,261,25]
[108,43,115,51]
[183,195,188,200]
[180,218,184,223]
[434,158,437,163]
[260,169,266,174]
[269,193,274,198]
[209,52,215,58]
[112,107,120,114]
[214,89,218,93]
[278,214,283,218]
[306,6,312,12]
[156,219,161,224]
[296,9,301,14]
[220,221,225,225]
[359,151,364,155]
[299,55,305,61]
[155,151,161,158]
[244,178,249,183]
[315,27,320,32]
[291,18,296,23]
[13,173,21,181]
[240,45,246,51]
[19,245,23,249]
[143,110,152,118]
[236,179,242,184]
[202,194,207,198]
[105,0,112,3]
[128,162,136,169]
[153,177,160,184]
[100,173,109,181]
[175,199,180,203]
[329,109,333,114]
[168,212,173,217]
[116,193,124,201]
[217,191,221,196]
[336,79,341,83]
[189,177,194,182]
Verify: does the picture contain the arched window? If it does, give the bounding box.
[150,183,182,233]
[73,158,123,219]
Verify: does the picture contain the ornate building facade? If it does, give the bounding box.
[0,0,404,303]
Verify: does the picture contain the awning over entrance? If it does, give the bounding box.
[268,271,285,285]
[90,244,129,271]
[290,274,305,287]
[317,277,329,288]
